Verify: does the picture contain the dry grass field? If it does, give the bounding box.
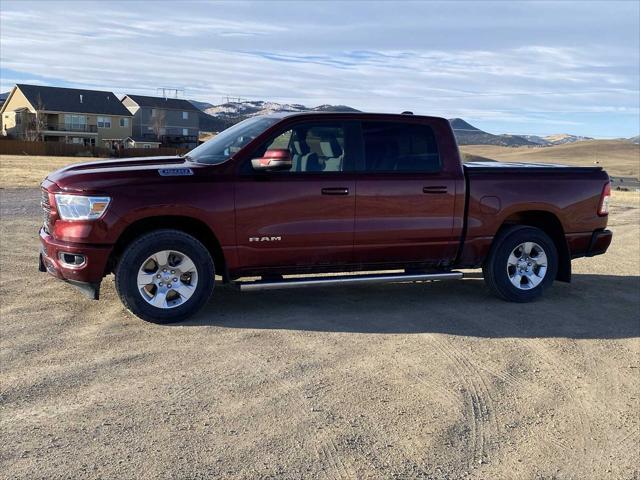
[0,155,87,189]
[1,153,639,479]
[461,139,640,180]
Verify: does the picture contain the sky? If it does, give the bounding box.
[0,0,638,137]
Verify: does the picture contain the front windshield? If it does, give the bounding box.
[186,116,280,164]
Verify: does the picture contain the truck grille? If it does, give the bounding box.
[41,188,52,233]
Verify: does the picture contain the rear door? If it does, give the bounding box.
[234,121,358,270]
[354,120,459,266]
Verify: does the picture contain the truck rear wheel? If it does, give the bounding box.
[115,229,215,323]
[483,226,558,302]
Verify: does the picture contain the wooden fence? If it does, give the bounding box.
[0,139,189,158]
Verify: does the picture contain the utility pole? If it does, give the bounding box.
[157,87,184,99]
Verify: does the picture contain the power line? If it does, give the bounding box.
[157,87,184,99]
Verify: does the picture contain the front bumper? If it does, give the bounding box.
[39,228,113,299]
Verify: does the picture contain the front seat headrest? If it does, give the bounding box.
[319,137,342,158]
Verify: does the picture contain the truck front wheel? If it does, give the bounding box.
[115,229,215,323]
[483,226,558,302]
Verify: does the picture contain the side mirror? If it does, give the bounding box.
[251,148,292,171]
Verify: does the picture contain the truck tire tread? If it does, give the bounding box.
[115,229,215,323]
[483,226,558,303]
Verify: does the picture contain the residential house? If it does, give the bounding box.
[122,95,199,149]
[0,84,133,148]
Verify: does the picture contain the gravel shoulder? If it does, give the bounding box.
[1,186,638,480]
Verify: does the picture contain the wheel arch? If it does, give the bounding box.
[108,216,228,281]
[497,210,571,282]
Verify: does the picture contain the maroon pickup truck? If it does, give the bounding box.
[39,112,612,323]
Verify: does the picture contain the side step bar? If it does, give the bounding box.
[237,271,463,292]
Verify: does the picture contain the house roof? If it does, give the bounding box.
[124,94,198,111]
[15,84,131,116]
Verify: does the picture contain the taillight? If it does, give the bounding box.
[598,181,611,216]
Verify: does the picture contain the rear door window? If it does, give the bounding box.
[361,121,440,172]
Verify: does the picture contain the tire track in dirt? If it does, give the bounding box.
[395,349,462,407]
[608,427,640,463]
[522,339,597,472]
[310,350,433,476]
[241,347,361,480]
[428,335,501,468]
[317,436,357,480]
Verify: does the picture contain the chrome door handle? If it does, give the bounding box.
[423,186,447,194]
[322,187,349,195]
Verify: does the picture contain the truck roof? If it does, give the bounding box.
[261,111,448,122]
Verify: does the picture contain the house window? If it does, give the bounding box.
[64,114,87,131]
[97,116,112,128]
[151,109,156,117]
[182,111,189,120]
[182,128,188,136]
[144,144,151,149]
[15,115,21,125]
[120,118,129,127]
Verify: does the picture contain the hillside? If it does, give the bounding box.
[198,100,360,132]
[449,118,597,147]
[461,140,640,179]
[188,99,214,111]
[544,133,594,145]
[449,118,537,147]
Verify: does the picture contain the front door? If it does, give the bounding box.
[235,121,358,271]
[354,120,459,266]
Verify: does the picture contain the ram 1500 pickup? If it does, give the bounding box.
[39,112,612,323]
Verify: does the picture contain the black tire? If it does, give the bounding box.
[115,229,215,323]
[483,226,558,302]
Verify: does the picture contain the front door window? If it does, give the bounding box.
[257,123,347,173]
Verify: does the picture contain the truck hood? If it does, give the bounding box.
[45,156,205,192]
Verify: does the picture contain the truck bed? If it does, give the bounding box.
[458,161,610,272]
[464,160,603,174]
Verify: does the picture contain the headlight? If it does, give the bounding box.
[54,194,111,221]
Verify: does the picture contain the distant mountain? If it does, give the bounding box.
[188,99,214,111]
[0,91,9,107]
[200,100,360,132]
[449,119,599,147]
[629,135,640,144]
[449,118,537,147]
[312,104,361,113]
[449,118,482,132]
[520,135,551,146]
[543,133,594,145]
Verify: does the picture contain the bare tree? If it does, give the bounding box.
[151,109,166,142]
[24,95,47,141]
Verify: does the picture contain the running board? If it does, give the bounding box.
[237,271,463,292]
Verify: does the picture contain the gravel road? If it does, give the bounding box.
[1,187,638,479]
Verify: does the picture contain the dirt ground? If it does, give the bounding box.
[1,156,639,479]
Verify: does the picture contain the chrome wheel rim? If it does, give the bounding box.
[137,250,198,309]
[507,242,547,290]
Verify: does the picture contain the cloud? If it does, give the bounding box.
[0,1,638,137]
